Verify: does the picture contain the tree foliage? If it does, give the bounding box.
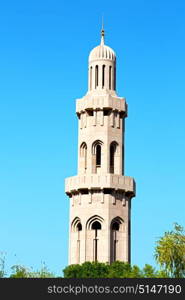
[63,261,109,278]
[0,252,6,278]
[154,223,185,278]
[10,262,54,278]
[63,261,161,278]
[10,265,30,278]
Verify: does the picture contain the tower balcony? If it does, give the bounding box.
[65,174,136,197]
[76,94,127,116]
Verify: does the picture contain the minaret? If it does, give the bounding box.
[65,29,136,264]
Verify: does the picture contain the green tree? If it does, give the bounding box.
[63,261,170,278]
[80,262,109,278]
[10,263,55,278]
[142,264,159,278]
[10,265,30,278]
[64,261,157,278]
[108,261,132,278]
[154,223,185,278]
[63,263,83,278]
[129,265,143,278]
[0,252,6,278]
[63,262,109,278]
[30,262,55,278]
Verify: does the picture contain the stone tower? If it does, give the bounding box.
[65,29,136,265]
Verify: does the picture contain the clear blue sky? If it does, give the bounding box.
[0,0,185,276]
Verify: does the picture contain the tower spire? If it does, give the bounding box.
[101,15,105,45]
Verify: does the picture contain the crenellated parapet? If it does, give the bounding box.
[65,174,135,197]
[76,94,127,117]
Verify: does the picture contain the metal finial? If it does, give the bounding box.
[101,15,105,45]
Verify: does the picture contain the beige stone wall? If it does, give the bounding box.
[76,94,127,176]
[68,191,131,264]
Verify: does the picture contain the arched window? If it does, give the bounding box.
[86,215,104,262]
[92,220,101,262]
[71,217,82,264]
[95,65,98,88]
[86,215,104,230]
[71,217,82,232]
[110,144,115,173]
[110,142,118,174]
[92,140,103,173]
[110,217,124,263]
[90,66,92,90]
[109,66,112,89]
[80,142,87,172]
[112,221,119,262]
[102,65,105,88]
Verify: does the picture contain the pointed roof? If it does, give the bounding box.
[89,28,116,62]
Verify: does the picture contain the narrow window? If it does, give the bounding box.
[95,65,98,88]
[77,222,82,263]
[92,141,103,173]
[112,222,119,262]
[80,143,87,171]
[85,147,87,170]
[109,66,112,89]
[114,66,116,90]
[96,144,101,166]
[102,65,105,88]
[110,142,117,173]
[90,66,92,90]
[110,143,115,173]
[92,221,101,262]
